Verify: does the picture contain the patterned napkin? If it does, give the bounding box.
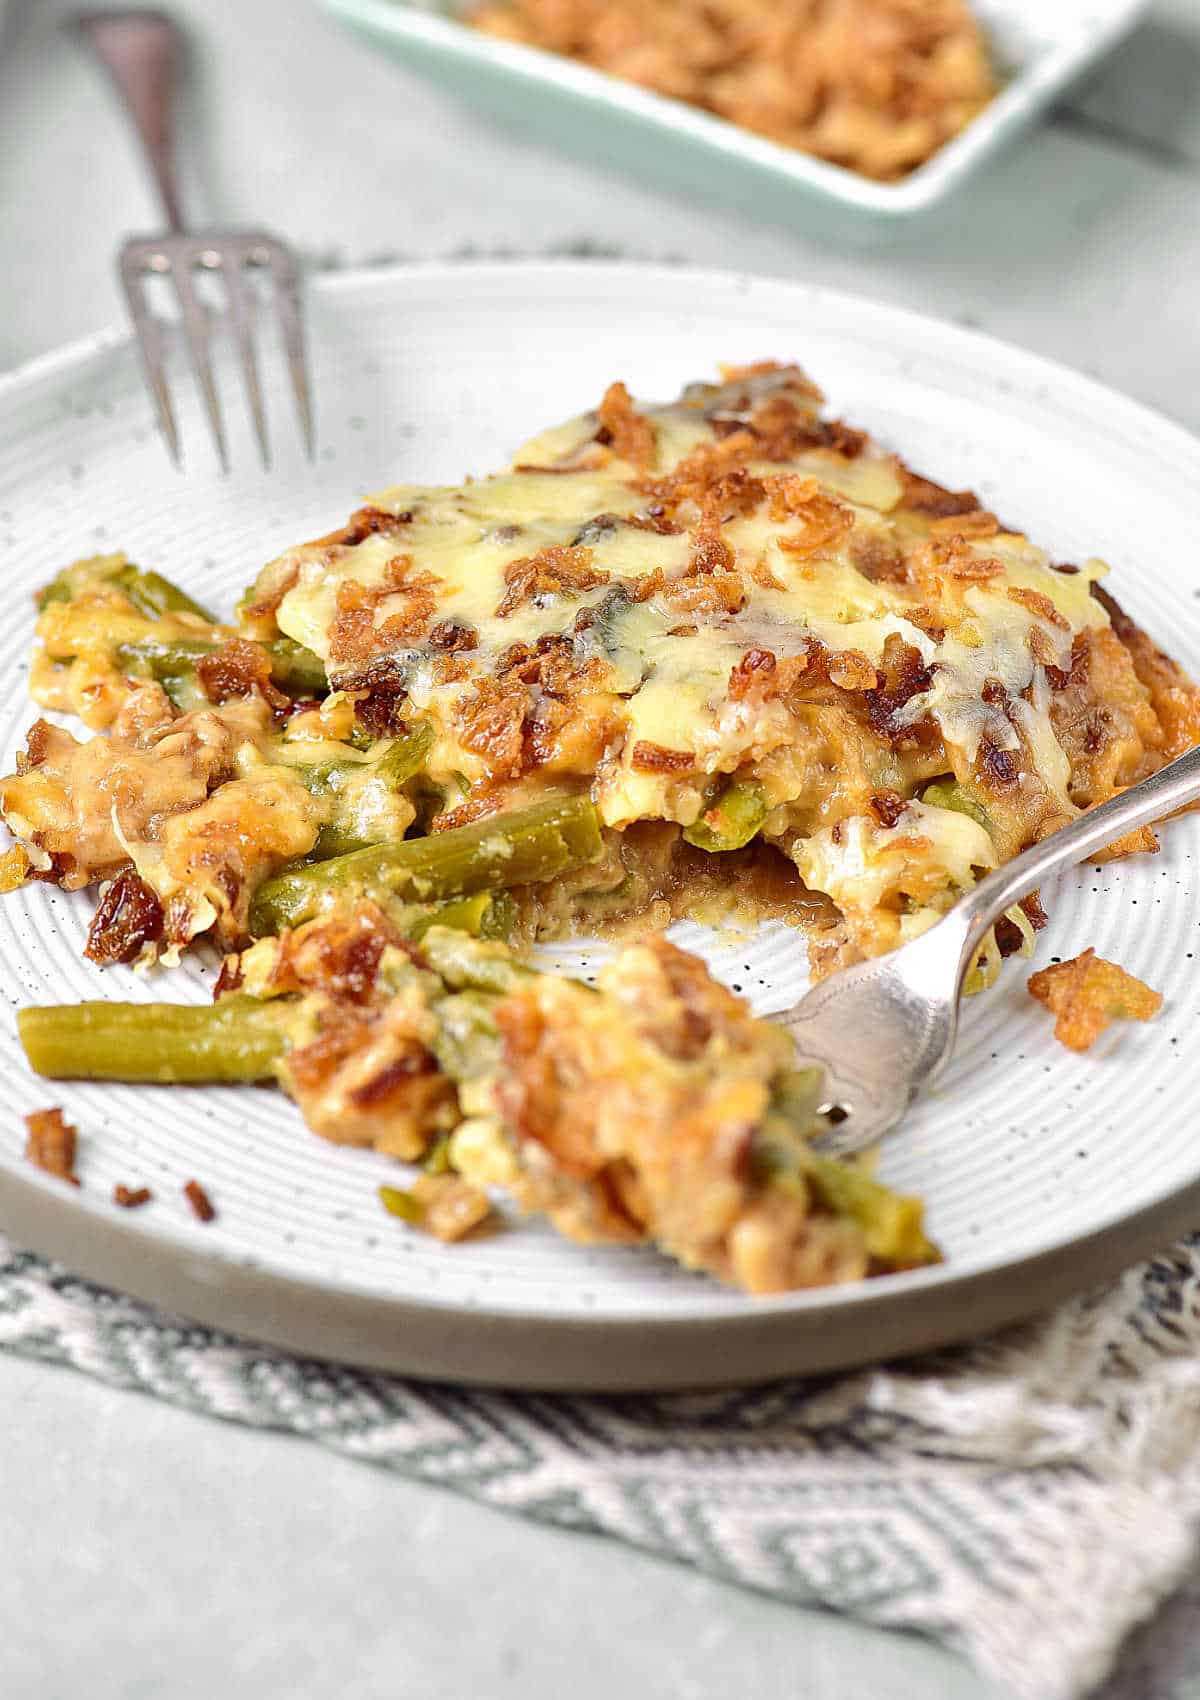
[5,1230,1200,1700]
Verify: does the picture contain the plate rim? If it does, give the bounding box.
[1,257,1199,1389]
[4,253,1197,457]
[315,0,1152,216]
[4,1153,1199,1389]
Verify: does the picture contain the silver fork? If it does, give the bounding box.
[782,743,1200,1158]
[74,9,313,470]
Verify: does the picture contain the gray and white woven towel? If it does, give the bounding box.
[5,1231,1200,1700]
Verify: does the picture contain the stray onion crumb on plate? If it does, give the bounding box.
[1028,949,1162,1053]
[23,1106,80,1185]
[114,1183,153,1208]
[183,1178,217,1222]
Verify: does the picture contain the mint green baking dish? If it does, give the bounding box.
[317,0,1151,224]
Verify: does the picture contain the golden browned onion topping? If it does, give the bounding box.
[24,1107,81,1186]
[467,0,997,181]
[1028,949,1163,1053]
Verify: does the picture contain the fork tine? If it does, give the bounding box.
[262,239,315,459]
[222,259,270,469]
[169,251,229,473]
[118,258,181,466]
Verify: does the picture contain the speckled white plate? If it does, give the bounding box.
[1,262,1199,1391]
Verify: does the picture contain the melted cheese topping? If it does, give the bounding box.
[793,800,997,949]
[278,397,1096,743]
[261,367,1124,956]
[893,550,1107,807]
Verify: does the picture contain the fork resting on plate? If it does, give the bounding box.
[789,742,1200,1157]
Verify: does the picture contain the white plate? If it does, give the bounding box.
[319,0,1151,221]
[1,261,1199,1391]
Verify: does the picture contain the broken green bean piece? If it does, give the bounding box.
[429,988,503,1083]
[379,1185,424,1223]
[683,780,769,852]
[920,779,993,837]
[406,891,516,944]
[418,925,534,996]
[17,996,297,1084]
[805,1154,936,1268]
[36,569,86,610]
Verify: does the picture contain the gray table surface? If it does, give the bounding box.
[2,2,1200,1695]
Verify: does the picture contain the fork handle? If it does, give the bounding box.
[951,741,1200,986]
[74,11,186,232]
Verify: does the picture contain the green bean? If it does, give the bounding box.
[752,1071,936,1267]
[300,723,433,801]
[116,637,328,696]
[118,567,216,623]
[36,569,82,609]
[310,822,368,859]
[418,925,533,995]
[423,1136,453,1176]
[379,1185,424,1223]
[478,890,519,941]
[259,639,329,695]
[18,996,296,1084]
[751,1071,828,1185]
[249,794,603,936]
[37,571,86,612]
[39,561,216,623]
[920,779,993,836]
[160,675,203,713]
[805,1154,936,1268]
[17,889,518,1086]
[300,725,433,857]
[767,1066,828,1130]
[429,989,503,1083]
[683,780,769,852]
[373,722,434,788]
